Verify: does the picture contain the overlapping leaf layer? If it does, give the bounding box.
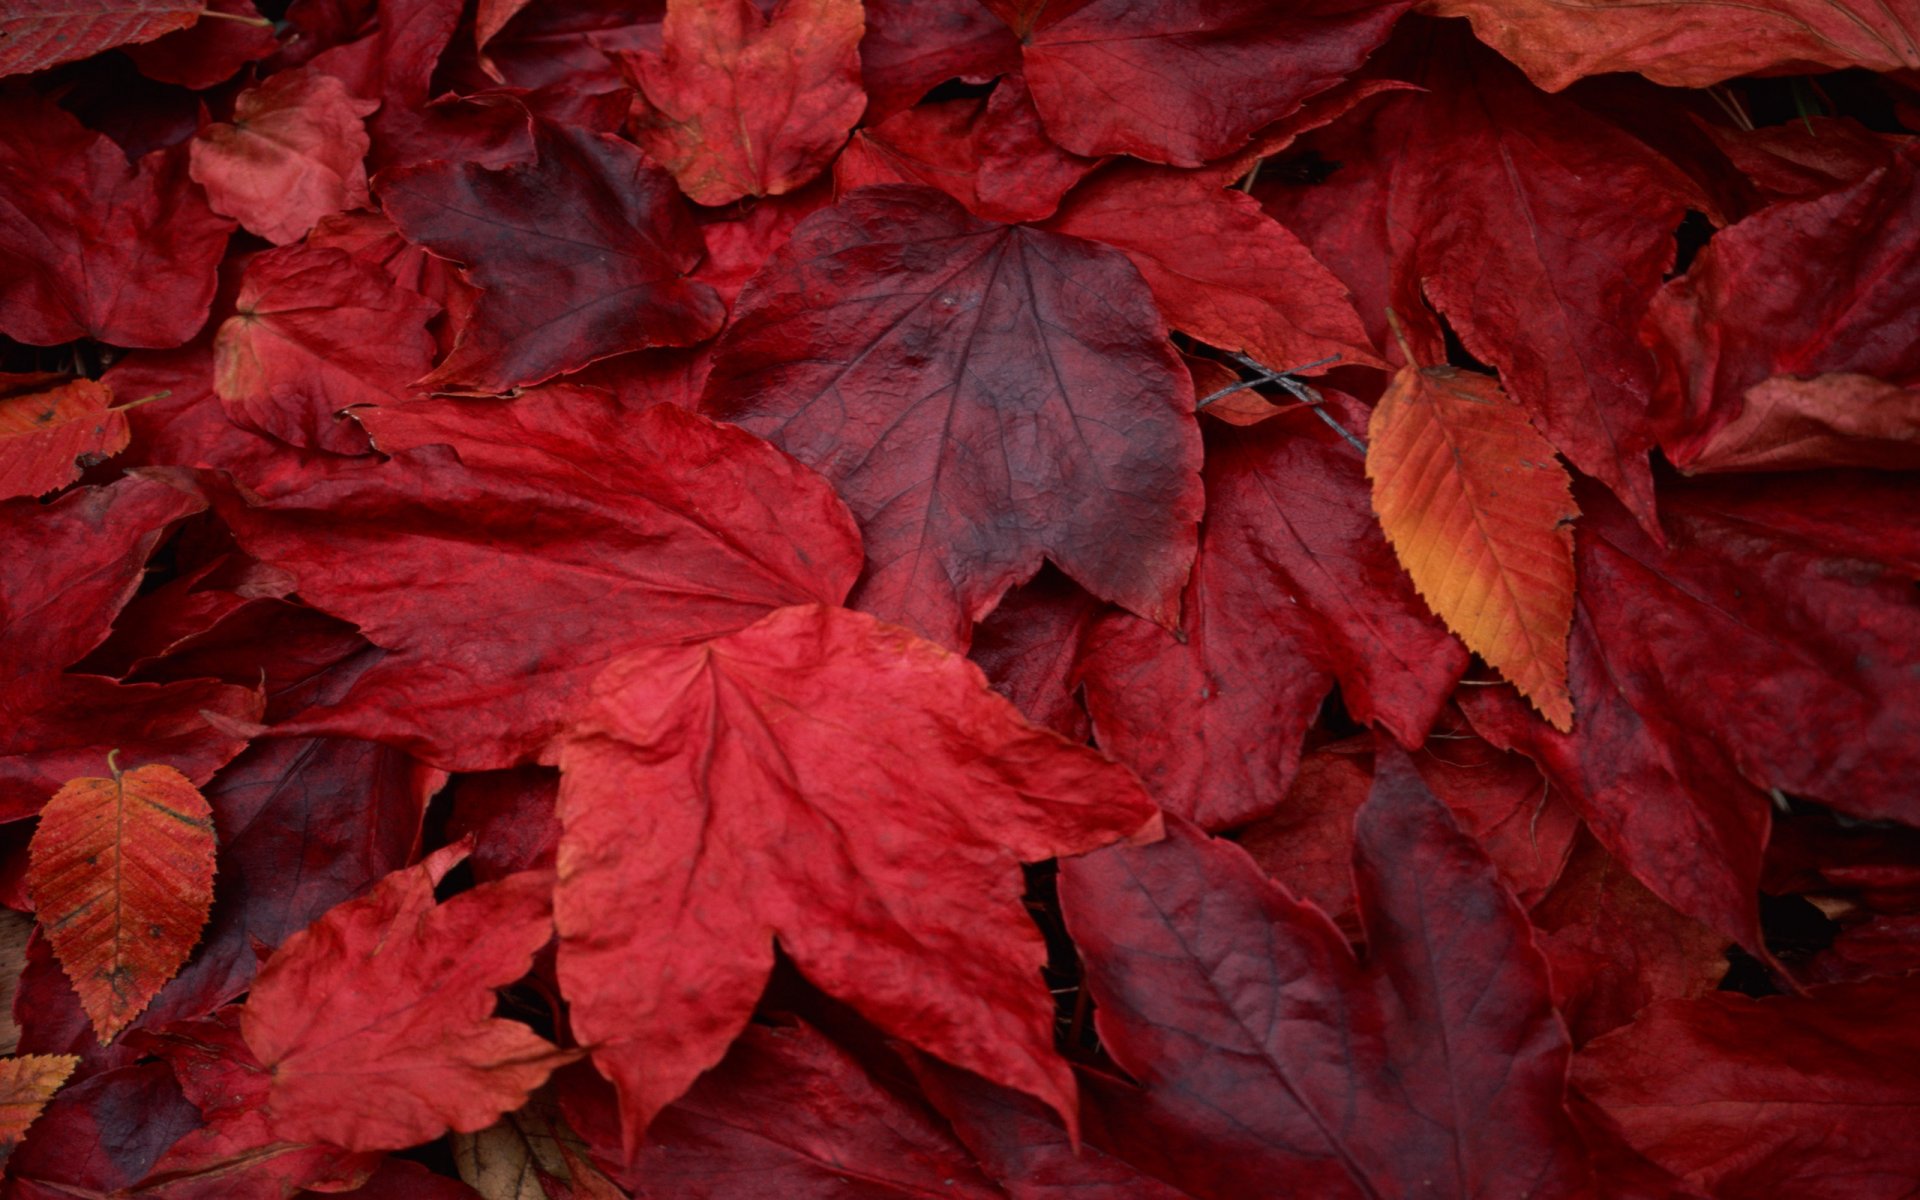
[0,1,1916,1196]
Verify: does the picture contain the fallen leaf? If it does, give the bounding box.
[1426,0,1920,90]
[1367,339,1578,730]
[0,94,232,349]
[1646,143,1920,469]
[623,0,866,206]
[0,1054,78,1154]
[571,1022,1005,1197]
[0,375,130,501]
[548,603,1159,1143]
[27,758,216,1042]
[0,0,200,77]
[1078,409,1466,828]
[1005,0,1413,165]
[1576,979,1920,1200]
[704,185,1203,649]
[189,67,379,245]
[1043,165,1380,372]
[377,121,725,393]
[242,846,574,1153]
[1059,751,1593,1198]
[199,390,863,770]
[213,242,439,452]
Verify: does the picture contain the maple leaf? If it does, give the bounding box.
[1426,0,1920,90]
[0,94,233,350]
[1575,979,1920,1199]
[0,0,200,77]
[376,121,725,394]
[622,0,867,206]
[242,845,574,1152]
[26,757,216,1043]
[1051,749,1594,1198]
[188,67,379,245]
[547,603,1159,1143]
[1646,142,1920,471]
[199,390,863,770]
[1367,333,1579,730]
[213,242,439,453]
[0,1054,78,1160]
[1077,410,1466,829]
[0,374,130,501]
[998,0,1413,166]
[704,184,1204,649]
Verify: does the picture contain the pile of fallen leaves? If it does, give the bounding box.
[2,0,1917,1196]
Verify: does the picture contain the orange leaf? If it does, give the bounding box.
[1367,358,1578,730]
[0,375,130,500]
[0,1053,78,1151]
[26,757,216,1042]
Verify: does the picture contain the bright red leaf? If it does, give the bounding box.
[242,845,573,1153]
[548,603,1159,1143]
[0,375,129,501]
[1043,165,1379,373]
[704,185,1203,649]
[0,95,232,349]
[377,121,725,393]
[199,390,863,770]
[623,0,867,206]
[1003,0,1413,166]
[27,759,216,1043]
[129,1008,382,1197]
[189,67,379,245]
[213,242,439,452]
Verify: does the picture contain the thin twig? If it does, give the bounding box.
[1209,352,1368,454]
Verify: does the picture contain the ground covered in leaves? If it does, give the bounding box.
[1,0,1918,1197]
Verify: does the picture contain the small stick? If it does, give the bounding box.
[1210,351,1368,454]
[109,390,172,412]
[197,7,275,26]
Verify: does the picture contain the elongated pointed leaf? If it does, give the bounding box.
[27,761,216,1042]
[1367,357,1578,729]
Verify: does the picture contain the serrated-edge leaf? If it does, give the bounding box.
[0,1053,79,1148]
[26,761,216,1042]
[0,1,202,78]
[1367,363,1578,729]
